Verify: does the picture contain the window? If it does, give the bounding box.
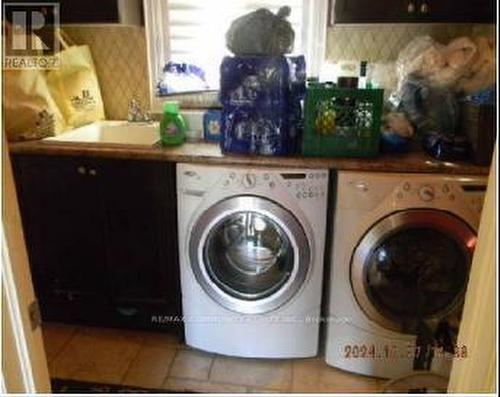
[144,0,328,110]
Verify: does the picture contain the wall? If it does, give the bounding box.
[325,23,494,62]
[64,23,494,118]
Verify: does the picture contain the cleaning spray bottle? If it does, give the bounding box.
[159,101,187,146]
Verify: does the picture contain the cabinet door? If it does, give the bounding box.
[334,0,414,23]
[5,0,143,24]
[11,155,110,321]
[99,159,181,328]
[334,0,495,23]
[424,0,495,23]
[58,0,119,23]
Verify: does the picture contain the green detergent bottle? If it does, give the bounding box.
[160,101,187,146]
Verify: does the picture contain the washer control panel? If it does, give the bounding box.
[221,170,328,200]
[241,173,257,188]
[282,171,328,200]
[222,171,275,189]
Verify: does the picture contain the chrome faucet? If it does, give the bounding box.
[127,96,151,122]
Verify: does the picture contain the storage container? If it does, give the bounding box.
[302,83,383,157]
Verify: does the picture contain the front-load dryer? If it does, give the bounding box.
[177,163,329,358]
[325,171,486,378]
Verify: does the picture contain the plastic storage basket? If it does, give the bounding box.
[302,83,384,157]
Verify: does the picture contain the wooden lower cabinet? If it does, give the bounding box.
[11,154,181,333]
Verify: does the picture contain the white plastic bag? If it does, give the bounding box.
[394,35,482,93]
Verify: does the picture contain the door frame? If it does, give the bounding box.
[448,147,497,393]
[1,134,51,393]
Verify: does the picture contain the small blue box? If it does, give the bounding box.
[203,110,222,142]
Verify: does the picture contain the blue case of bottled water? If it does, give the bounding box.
[219,56,305,155]
[221,104,292,155]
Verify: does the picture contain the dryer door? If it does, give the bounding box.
[351,209,476,334]
[189,196,311,314]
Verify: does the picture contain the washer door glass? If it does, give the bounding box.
[351,209,476,334]
[189,196,310,314]
[204,211,293,300]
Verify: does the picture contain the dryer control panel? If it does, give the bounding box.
[338,171,487,216]
[394,179,487,215]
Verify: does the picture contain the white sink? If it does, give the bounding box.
[44,121,160,146]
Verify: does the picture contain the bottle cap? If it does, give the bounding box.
[360,61,368,77]
[163,101,179,114]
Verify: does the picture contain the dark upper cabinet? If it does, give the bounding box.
[333,0,411,23]
[3,0,142,24]
[333,0,495,24]
[59,0,143,24]
[11,154,181,332]
[59,0,120,24]
[424,0,495,23]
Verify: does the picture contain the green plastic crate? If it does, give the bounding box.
[302,83,384,157]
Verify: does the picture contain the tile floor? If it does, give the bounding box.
[43,322,385,393]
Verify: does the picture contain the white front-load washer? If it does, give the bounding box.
[325,171,487,379]
[177,163,329,358]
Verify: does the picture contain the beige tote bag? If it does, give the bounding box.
[3,68,67,141]
[2,23,67,141]
[46,31,105,128]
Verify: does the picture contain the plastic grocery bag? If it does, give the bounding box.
[457,36,495,94]
[396,76,470,161]
[397,76,459,137]
[395,36,476,90]
[226,6,295,56]
[46,30,105,128]
[387,34,495,161]
[157,62,209,95]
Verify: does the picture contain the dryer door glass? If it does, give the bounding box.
[351,209,476,334]
[366,228,468,324]
[204,211,293,299]
[189,196,310,314]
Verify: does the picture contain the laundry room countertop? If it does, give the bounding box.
[9,140,490,175]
